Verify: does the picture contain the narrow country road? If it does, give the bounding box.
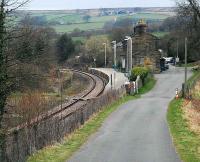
[68,66,192,162]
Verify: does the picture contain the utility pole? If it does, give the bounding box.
[184,37,188,96]
[112,41,117,69]
[126,40,129,73]
[177,40,179,58]
[58,70,63,110]
[175,39,179,66]
[129,37,133,75]
[93,58,96,68]
[125,36,133,75]
[103,43,107,68]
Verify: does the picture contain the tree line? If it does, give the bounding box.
[160,0,200,62]
[0,1,76,160]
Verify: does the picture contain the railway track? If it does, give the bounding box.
[9,69,107,133]
[70,69,106,98]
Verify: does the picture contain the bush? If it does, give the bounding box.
[130,67,150,82]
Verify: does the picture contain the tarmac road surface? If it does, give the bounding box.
[68,66,192,162]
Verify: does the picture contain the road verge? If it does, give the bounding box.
[167,99,200,162]
[167,71,200,162]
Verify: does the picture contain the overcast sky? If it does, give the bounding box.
[24,0,175,10]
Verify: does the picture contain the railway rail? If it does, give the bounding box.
[8,69,108,133]
[70,69,106,99]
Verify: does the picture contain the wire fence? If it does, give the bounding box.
[4,87,126,162]
[4,71,89,129]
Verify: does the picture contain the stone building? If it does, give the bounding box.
[120,20,161,73]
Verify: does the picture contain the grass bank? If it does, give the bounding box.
[167,99,200,162]
[139,77,156,95]
[28,77,156,162]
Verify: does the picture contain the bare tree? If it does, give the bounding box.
[0,0,30,161]
[177,0,200,30]
[162,0,200,61]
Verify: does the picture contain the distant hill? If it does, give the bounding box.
[20,7,175,16]
[14,7,175,34]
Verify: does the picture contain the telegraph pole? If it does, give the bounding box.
[175,39,179,66]
[112,41,117,69]
[103,43,107,68]
[58,70,63,110]
[129,37,133,75]
[177,40,179,58]
[184,37,188,96]
[126,41,129,73]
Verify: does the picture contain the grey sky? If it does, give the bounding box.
[24,0,175,10]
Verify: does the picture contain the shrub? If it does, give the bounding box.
[130,66,150,82]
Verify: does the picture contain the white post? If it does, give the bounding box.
[125,36,133,75]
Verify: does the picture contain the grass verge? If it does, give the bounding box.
[28,77,156,162]
[167,99,200,162]
[139,78,156,95]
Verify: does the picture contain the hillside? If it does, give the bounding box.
[15,7,174,33]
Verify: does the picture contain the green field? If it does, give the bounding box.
[126,13,170,20]
[72,36,87,42]
[23,11,172,33]
[72,34,108,43]
[51,22,105,33]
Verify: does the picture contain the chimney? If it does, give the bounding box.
[135,19,148,34]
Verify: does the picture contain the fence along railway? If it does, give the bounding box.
[8,69,108,133]
[4,68,124,162]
